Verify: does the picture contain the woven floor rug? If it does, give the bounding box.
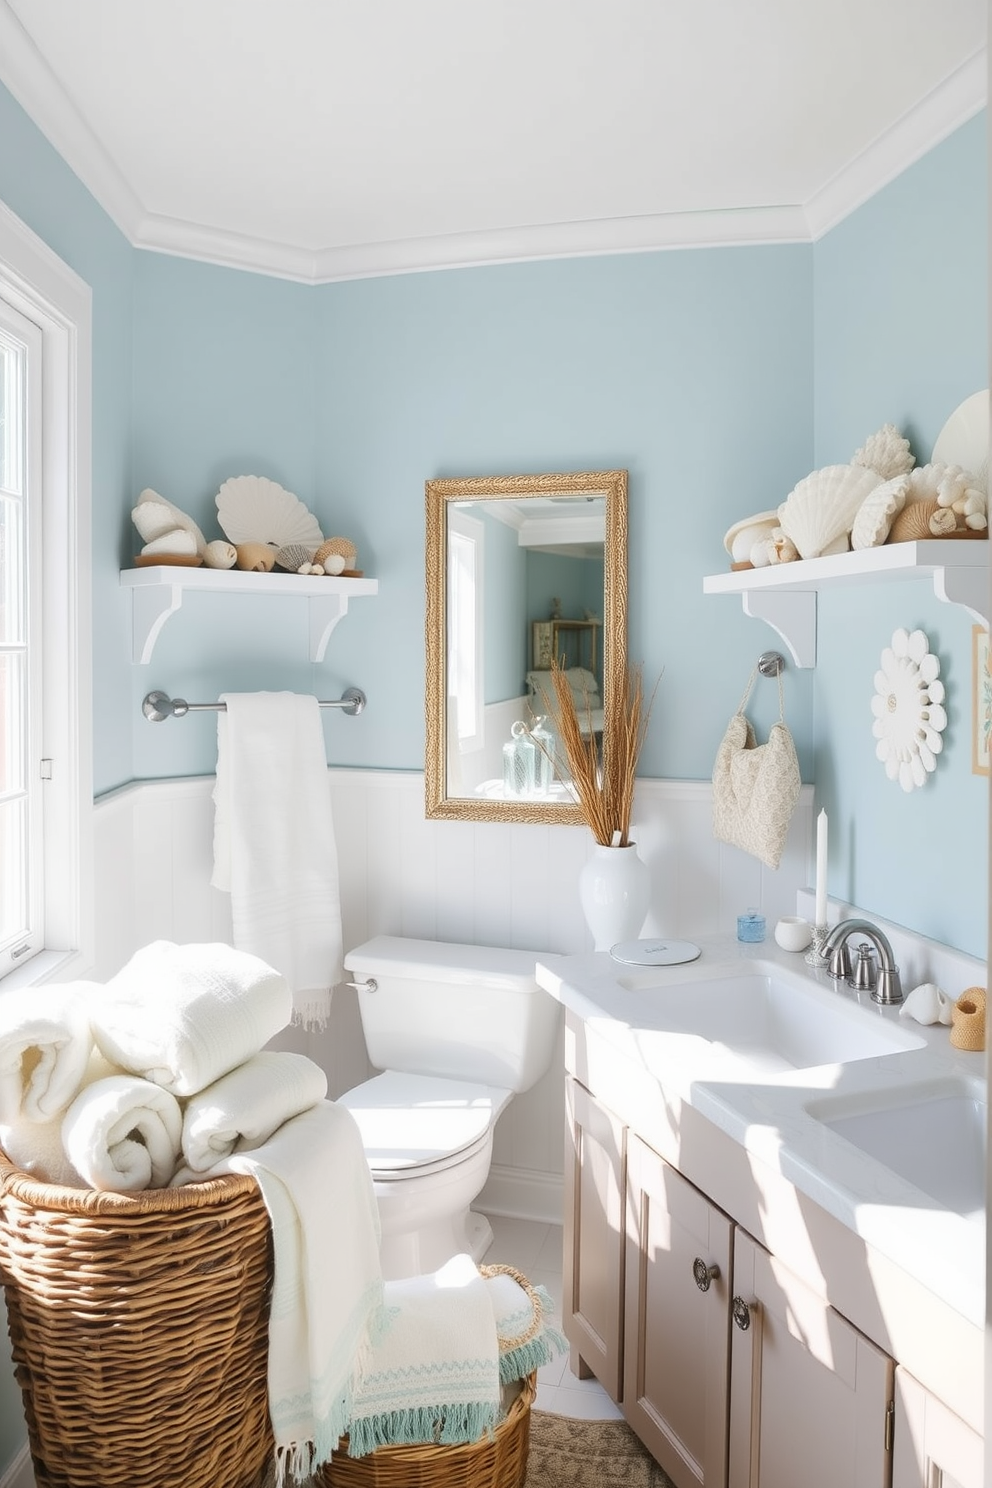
[525,1411,676,1487]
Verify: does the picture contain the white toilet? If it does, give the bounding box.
[340,935,561,1279]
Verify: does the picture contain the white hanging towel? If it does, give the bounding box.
[212,691,343,1029]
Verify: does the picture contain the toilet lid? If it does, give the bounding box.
[339,1071,508,1176]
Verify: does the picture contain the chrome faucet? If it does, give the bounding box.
[821,919,903,1006]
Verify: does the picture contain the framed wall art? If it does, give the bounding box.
[972,624,991,777]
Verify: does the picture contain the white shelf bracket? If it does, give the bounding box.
[932,565,989,628]
[741,590,817,668]
[308,593,350,662]
[131,582,183,664]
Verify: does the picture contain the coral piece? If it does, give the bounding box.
[132,488,207,555]
[851,423,915,481]
[216,476,324,549]
[850,473,910,550]
[777,464,882,559]
[235,542,278,572]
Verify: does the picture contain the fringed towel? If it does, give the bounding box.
[482,1263,569,1384]
[90,940,293,1097]
[343,1251,501,1460]
[176,1050,328,1176]
[211,691,343,1030]
[0,982,97,1124]
[61,1074,183,1191]
[221,1100,384,1487]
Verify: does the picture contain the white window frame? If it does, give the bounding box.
[0,200,93,990]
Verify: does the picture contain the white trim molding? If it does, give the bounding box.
[0,0,984,284]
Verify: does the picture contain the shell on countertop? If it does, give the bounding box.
[274,543,318,572]
[850,473,910,550]
[132,488,207,555]
[851,423,915,481]
[215,476,324,549]
[722,511,778,562]
[777,464,882,559]
[899,982,953,1026]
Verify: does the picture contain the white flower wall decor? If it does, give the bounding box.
[871,628,947,792]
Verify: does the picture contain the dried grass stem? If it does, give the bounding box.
[547,657,654,847]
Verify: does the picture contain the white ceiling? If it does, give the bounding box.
[0,0,986,283]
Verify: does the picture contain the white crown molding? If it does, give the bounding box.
[804,47,987,240]
[0,0,143,241]
[0,0,985,283]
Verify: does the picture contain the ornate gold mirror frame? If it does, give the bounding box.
[425,469,628,822]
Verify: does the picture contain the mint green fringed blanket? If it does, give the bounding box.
[342,1254,569,1460]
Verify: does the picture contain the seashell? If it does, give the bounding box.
[141,528,198,557]
[929,506,958,536]
[899,982,954,1026]
[850,473,910,549]
[777,464,882,559]
[851,423,915,481]
[888,499,940,543]
[132,488,207,555]
[216,476,324,549]
[314,536,357,570]
[321,552,346,575]
[723,511,778,563]
[274,542,318,572]
[766,529,798,564]
[203,540,237,569]
[235,542,278,572]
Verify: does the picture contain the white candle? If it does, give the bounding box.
[814,809,828,928]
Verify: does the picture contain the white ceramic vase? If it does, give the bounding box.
[578,842,650,952]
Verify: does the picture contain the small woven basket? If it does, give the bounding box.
[950,986,987,1051]
[0,1151,274,1488]
[320,1370,536,1488]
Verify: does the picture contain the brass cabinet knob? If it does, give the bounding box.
[692,1257,720,1292]
[732,1296,752,1331]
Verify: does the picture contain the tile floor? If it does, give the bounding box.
[483,1213,623,1421]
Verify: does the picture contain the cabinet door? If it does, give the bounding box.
[729,1229,893,1488]
[563,1077,626,1401]
[893,1366,982,1488]
[624,1132,733,1488]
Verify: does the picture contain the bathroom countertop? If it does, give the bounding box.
[535,931,987,1329]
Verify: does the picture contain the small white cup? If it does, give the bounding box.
[774,916,812,953]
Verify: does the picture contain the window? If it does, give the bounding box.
[446,508,484,754]
[0,202,92,986]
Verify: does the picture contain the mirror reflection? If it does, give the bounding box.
[425,470,628,823]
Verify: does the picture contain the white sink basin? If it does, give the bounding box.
[619,971,926,1075]
[805,1076,987,1215]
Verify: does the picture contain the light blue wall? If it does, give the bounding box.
[812,114,988,956]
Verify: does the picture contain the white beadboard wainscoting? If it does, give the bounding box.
[92,770,813,1222]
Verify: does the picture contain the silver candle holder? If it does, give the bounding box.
[804,924,830,969]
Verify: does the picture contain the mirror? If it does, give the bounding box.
[425,469,628,822]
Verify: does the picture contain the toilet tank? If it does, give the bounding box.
[343,935,561,1091]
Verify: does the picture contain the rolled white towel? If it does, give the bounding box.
[90,940,294,1096]
[0,982,98,1124]
[62,1075,183,1192]
[179,1051,328,1175]
[1,1048,121,1186]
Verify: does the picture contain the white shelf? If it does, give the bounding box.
[703,540,988,667]
[120,565,379,663]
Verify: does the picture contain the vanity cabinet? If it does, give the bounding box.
[565,1077,896,1488]
[893,1367,982,1488]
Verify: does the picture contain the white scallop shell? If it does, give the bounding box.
[851,423,915,481]
[777,464,882,559]
[215,476,324,549]
[132,488,207,555]
[850,472,910,550]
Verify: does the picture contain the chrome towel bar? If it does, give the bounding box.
[142,687,367,722]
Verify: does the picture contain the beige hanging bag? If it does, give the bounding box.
[712,666,801,870]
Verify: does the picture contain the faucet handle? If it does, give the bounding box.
[849,943,878,993]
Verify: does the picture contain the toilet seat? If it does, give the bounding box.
[340,1071,512,1180]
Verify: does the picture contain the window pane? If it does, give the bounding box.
[0,649,25,793]
[0,797,27,944]
[0,494,24,644]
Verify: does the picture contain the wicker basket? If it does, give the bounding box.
[320,1370,536,1488]
[0,1150,274,1488]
